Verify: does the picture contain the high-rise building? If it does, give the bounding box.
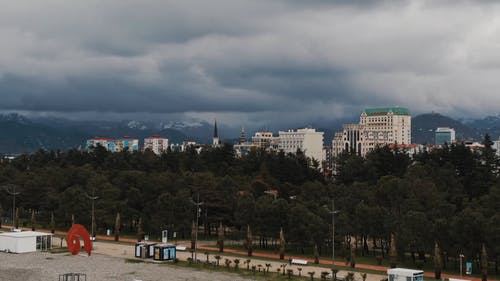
[144,136,169,155]
[278,128,324,162]
[435,127,456,145]
[333,107,412,157]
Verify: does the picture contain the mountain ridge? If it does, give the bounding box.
[0,112,498,154]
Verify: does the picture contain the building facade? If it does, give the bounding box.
[435,127,456,145]
[251,131,279,151]
[494,139,500,156]
[278,128,324,162]
[144,136,169,155]
[86,136,139,152]
[333,107,412,157]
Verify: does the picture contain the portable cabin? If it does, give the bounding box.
[153,244,176,261]
[387,268,424,281]
[134,242,156,258]
[0,231,53,253]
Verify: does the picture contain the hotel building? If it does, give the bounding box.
[333,107,412,157]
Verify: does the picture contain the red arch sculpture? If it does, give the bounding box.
[66,224,92,256]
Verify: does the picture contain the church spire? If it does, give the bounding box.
[213,119,220,146]
[214,119,219,138]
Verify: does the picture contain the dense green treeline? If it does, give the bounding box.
[0,139,498,276]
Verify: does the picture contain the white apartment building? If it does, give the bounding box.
[494,139,500,156]
[333,107,412,157]
[251,132,279,150]
[278,128,324,162]
[144,136,169,155]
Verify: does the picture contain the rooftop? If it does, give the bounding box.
[364,107,410,116]
[0,231,53,238]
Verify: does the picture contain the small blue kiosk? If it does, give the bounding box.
[153,244,176,261]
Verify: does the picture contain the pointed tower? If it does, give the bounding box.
[213,119,220,146]
[240,126,246,144]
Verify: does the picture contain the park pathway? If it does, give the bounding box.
[5,225,495,281]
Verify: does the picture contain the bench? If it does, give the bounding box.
[291,259,308,265]
[175,246,187,251]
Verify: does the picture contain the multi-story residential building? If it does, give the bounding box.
[170,141,200,153]
[144,136,169,155]
[86,137,112,150]
[333,107,412,157]
[251,131,278,150]
[86,136,139,152]
[112,136,139,152]
[435,127,456,145]
[278,128,324,162]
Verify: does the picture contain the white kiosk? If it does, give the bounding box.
[387,268,424,281]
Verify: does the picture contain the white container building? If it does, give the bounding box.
[0,231,53,253]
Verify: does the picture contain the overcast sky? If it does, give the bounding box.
[1,0,500,128]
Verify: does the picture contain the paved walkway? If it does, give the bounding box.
[4,225,496,281]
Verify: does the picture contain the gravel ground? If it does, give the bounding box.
[0,251,256,281]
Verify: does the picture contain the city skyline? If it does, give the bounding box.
[2,1,500,128]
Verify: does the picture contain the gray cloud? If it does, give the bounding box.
[1,0,500,128]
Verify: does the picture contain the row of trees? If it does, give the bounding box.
[0,138,499,279]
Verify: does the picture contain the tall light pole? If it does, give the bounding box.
[85,187,99,239]
[325,199,340,268]
[191,192,203,263]
[4,185,21,230]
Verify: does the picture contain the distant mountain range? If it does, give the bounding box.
[0,112,499,154]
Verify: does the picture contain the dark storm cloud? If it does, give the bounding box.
[1,0,500,127]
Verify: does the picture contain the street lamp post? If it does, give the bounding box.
[191,193,204,263]
[4,185,21,230]
[85,188,99,239]
[325,199,340,272]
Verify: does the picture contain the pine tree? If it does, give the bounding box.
[434,241,442,279]
[137,217,144,242]
[247,224,253,256]
[15,208,19,229]
[481,243,488,281]
[50,212,55,234]
[217,221,224,252]
[31,209,36,231]
[114,212,120,242]
[390,233,398,268]
[279,227,285,260]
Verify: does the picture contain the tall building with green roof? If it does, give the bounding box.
[332,106,412,157]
